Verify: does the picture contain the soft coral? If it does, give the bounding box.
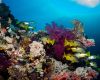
[46,22,76,41]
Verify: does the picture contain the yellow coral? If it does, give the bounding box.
[0,47,5,51]
[19,47,25,54]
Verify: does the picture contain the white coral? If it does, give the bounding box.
[29,41,45,58]
[4,36,13,43]
[53,59,68,73]
[74,67,87,77]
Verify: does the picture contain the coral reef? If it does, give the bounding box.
[0,3,99,80]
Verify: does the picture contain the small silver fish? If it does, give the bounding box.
[71,47,85,53]
[75,52,90,58]
[88,55,100,60]
[90,62,97,68]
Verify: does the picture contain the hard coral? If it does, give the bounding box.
[74,67,99,80]
[69,72,81,80]
[79,37,95,47]
[85,68,99,80]
[51,72,69,80]
[29,41,45,60]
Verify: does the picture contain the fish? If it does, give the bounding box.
[88,55,100,60]
[86,61,97,68]
[64,39,79,47]
[23,21,35,24]
[16,22,35,31]
[63,53,78,63]
[24,22,29,25]
[71,47,85,53]
[42,37,55,45]
[75,51,90,58]
[90,62,97,68]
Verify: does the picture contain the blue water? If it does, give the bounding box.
[3,0,100,58]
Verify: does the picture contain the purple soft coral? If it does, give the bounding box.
[53,44,65,60]
[0,53,11,70]
[46,22,76,41]
[45,22,76,60]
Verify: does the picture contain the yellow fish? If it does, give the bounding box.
[75,51,90,58]
[71,47,85,53]
[63,53,78,63]
[64,39,79,47]
[42,37,55,45]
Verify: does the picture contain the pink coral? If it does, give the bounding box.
[69,72,81,80]
[51,72,69,80]
[85,69,99,80]
[79,37,95,47]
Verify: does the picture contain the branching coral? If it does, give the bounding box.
[78,37,95,47]
[8,66,30,80]
[74,67,99,80]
